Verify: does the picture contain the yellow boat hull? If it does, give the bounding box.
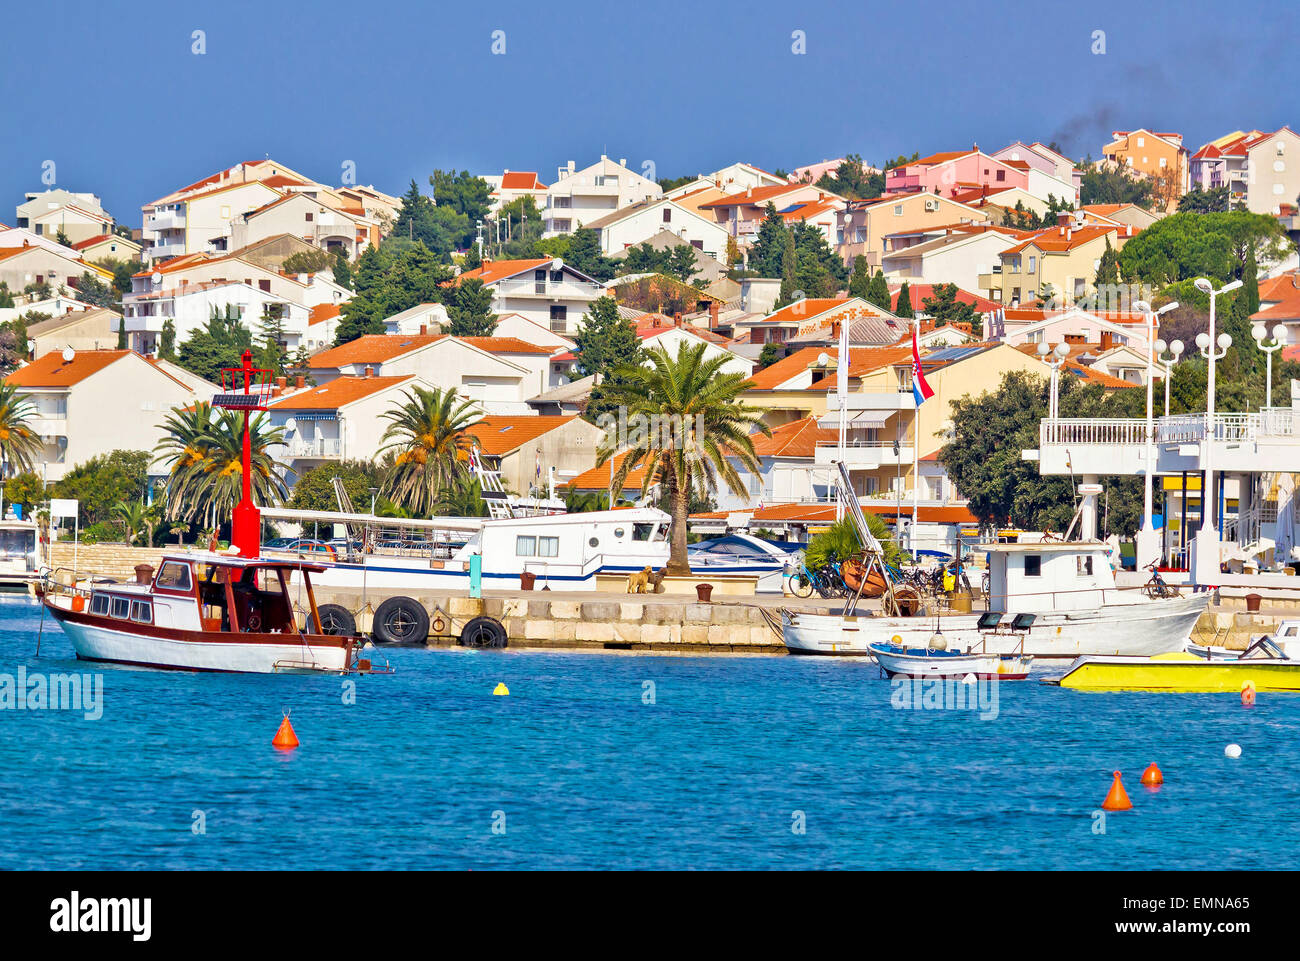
[1053,655,1300,692]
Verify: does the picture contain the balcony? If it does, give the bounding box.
[148,210,186,231]
[814,440,914,468]
[288,438,342,459]
[494,277,605,301]
[149,240,186,259]
[30,415,68,438]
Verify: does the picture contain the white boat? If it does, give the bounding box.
[868,641,1034,680]
[40,553,364,674]
[785,542,1209,657]
[0,516,41,592]
[687,533,796,593]
[781,463,1208,658]
[262,506,674,592]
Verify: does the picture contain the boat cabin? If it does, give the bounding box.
[86,554,329,635]
[458,508,671,576]
[984,541,1117,613]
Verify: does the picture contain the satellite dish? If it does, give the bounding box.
[285,418,297,432]
[551,258,564,274]
[151,272,163,286]
[817,352,831,366]
[61,347,75,363]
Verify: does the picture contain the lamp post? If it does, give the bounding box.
[1133,300,1179,569]
[1251,322,1287,410]
[1190,276,1242,585]
[1155,338,1184,417]
[1035,341,1070,422]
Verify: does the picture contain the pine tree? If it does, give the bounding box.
[159,318,177,360]
[865,269,891,310]
[116,314,127,349]
[848,255,871,299]
[894,281,914,319]
[749,203,788,278]
[447,278,497,336]
[332,249,353,290]
[776,231,799,308]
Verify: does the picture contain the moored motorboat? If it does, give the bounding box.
[1045,636,1300,692]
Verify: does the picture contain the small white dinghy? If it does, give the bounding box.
[867,614,1033,680]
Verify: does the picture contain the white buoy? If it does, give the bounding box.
[962,673,977,685]
[1225,743,1242,759]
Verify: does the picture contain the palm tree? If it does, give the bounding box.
[379,386,480,516]
[599,341,769,575]
[112,500,148,545]
[155,404,287,527]
[0,382,41,476]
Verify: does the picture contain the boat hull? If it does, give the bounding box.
[48,604,352,674]
[868,645,1032,680]
[783,593,1208,658]
[1051,655,1300,692]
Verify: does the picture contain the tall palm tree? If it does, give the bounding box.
[155,404,287,527]
[0,382,42,476]
[600,341,769,575]
[379,386,480,516]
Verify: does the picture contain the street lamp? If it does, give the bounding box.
[1036,341,1070,422]
[1155,338,1184,417]
[1251,322,1287,410]
[1190,276,1242,584]
[1133,300,1179,569]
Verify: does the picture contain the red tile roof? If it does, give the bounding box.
[268,375,414,410]
[464,415,579,455]
[698,184,805,209]
[307,333,553,368]
[889,284,1001,314]
[750,417,837,458]
[5,349,188,390]
[308,303,341,326]
[566,450,654,493]
[498,172,547,191]
[454,258,552,285]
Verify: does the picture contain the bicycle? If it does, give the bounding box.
[1142,561,1181,599]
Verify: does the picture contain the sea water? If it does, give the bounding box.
[1,593,1296,870]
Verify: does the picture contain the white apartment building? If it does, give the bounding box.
[454,258,605,335]
[543,156,662,236]
[584,198,729,260]
[15,190,114,244]
[122,280,310,355]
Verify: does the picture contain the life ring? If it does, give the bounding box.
[431,614,448,635]
[246,611,262,631]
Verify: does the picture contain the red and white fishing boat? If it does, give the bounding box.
[38,351,369,674]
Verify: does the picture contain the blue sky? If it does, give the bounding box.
[2,0,1296,225]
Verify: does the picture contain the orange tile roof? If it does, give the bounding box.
[70,234,116,251]
[757,298,854,327]
[307,334,442,367]
[457,336,554,354]
[498,171,547,191]
[464,415,579,456]
[908,150,975,167]
[1003,224,1126,255]
[750,417,837,458]
[807,347,913,385]
[566,450,654,493]
[308,303,341,326]
[4,349,184,389]
[267,375,414,410]
[453,258,552,285]
[698,184,804,209]
[745,345,909,390]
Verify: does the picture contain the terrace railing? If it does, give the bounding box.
[1041,411,1298,448]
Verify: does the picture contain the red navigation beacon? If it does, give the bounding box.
[214,350,274,558]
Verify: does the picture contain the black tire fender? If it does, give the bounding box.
[316,603,357,636]
[460,616,508,649]
[372,596,430,645]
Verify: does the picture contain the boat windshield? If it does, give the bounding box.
[197,563,298,634]
[0,528,34,558]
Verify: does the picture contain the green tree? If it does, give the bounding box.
[0,382,41,475]
[1095,235,1121,288]
[155,403,287,527]
[430,169,492,252]
[757,342,783,369]
[776,230,799,307]
[50,450,151,526]
[334,242,454,345]
[1118,210,1289,287]
[665,245,701,285]
[281,249,333,275]
[255,303,288,376]
[1178,186,1231,214]
[332,248,353,289]
[749,203,788,278]
[573,296,644,423]
[1079,163,1155,208]
[865,268,891,310]
[805,515,905,570]
[288,460,387,512]
[920,283,978,330]
[564,228,616,282]
[446,278,497,336]
[847,255,871,299]
[158,318,177,361]
[378,386,481,517]
[813,154,884,200]
[894,281,914,318]
[3,471,44,516]
[598,341,770,574]
[177,306,253,382]
[940,370,1141,534]
[76,271,116,309]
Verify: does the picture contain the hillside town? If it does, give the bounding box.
[3,129,1299,576]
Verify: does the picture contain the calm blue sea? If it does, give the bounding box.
[1,593,1296,870]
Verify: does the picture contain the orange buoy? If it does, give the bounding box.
[272,713,299,750]
[1102,770,1132,811]
[1140,762,1164,786]
[1241,681,1256,707]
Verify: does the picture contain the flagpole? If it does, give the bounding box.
[836,319,848,521]
[912,314,920,556]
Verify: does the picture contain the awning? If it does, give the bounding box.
[816,411,889,429]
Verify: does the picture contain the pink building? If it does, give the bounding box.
[885,149,1029,198]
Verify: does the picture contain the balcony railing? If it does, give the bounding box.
[288,438,342,458]
[495,277,605,299]
[1040,410,1298,448]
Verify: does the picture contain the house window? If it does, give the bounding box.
[554,196,571,208]
[549,305,567,332]
[662,208,671,223]
[996,170,1005,181]
[1137,137,1145,147]
[306,212,314,221]
[894,205,903,215]
[221,205,231,219]
[259,279,271,292]
[1024,554,1042,577]
[1027,256,1036,273]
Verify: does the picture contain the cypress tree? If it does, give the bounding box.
[894,281,914,319]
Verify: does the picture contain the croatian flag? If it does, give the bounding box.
[911,328,934,406]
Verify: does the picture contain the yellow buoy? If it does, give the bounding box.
[493,682,509,696]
